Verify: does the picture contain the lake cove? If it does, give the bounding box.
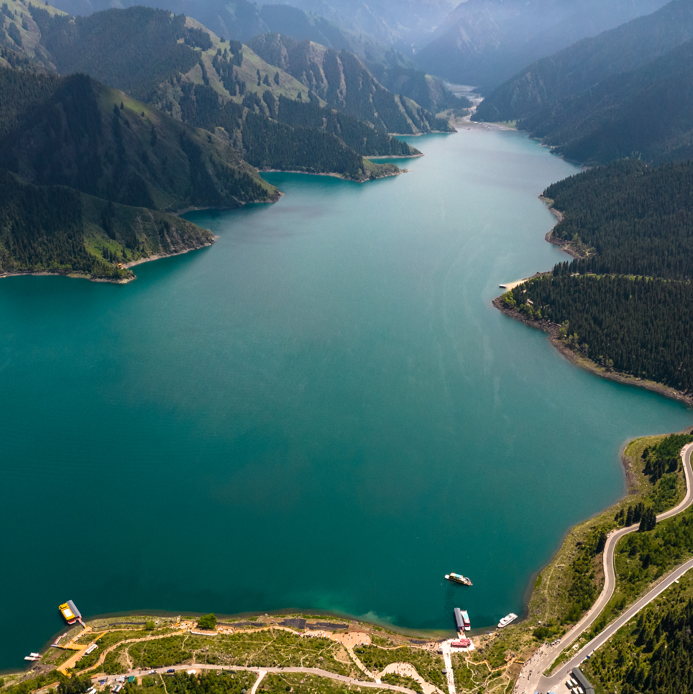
[0,129,690,671]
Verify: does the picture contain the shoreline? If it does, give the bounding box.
[493,295,693,407]
[365,153,424,160]
[259,167,407,182]
[0,240,216,286]
[494,195,693,407]
[122,240,215,270]
[0,269,132,285]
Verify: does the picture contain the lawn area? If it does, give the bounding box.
[354,646,445,690]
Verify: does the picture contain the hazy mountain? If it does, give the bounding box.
[46,0,381,56]
[415,0,671,92]
[258,0,459,49]
[475,0,693,123]
[473,0,693,165]
[519,38,693,165]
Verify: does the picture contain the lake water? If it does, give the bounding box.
[1,129,690,670]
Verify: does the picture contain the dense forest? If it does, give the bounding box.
[509,274,693,393]
[29,6,204,101]
[547,160,693,279]
[0,68,277,210]
[584,552,693,693]
[501,160,693,395]
[0,169,213,279]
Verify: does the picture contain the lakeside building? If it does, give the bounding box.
[572,667,595,694]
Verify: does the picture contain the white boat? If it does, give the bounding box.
[30,653,40,657]
[497,613,518,628]
[445,573,472,586]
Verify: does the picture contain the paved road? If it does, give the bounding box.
[89,663,416,694]
[517,442,693,694]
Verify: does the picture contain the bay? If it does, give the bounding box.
[0,128,690,670]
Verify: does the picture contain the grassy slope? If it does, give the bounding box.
[80,192,214,275]
[0,0,65,70]
[0,169,214,281]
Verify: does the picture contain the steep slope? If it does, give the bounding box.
[416,0,670,92]
[519,38,693,165]
[248,33,453,133]
[12,6,414,176]
[366,63,471,113]
[0,168,214,281]
[27,5,310,103]
[475,0,693,123]
[172,83,406,180]
[259,0,460,50]
[0,67,278,211]
[45,0,374,55]
[21,6,420,161]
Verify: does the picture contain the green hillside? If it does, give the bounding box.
[0,67,278,211]
[248,33,454,134]
[0,169,213,281]
[501,160,693,395]
[9,5,415,175]
[177,84,405,180]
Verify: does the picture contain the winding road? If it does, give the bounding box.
[516,442,693,694]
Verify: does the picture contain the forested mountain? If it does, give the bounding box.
[0,169,214,280]
[501,160,693,395]
[15,4,448,139]
[504,37,693,165]
[247,33,453,133]
[45,0,413,64]
[171,83,403,179]
[546,160,693,280]
[0,67,278,210]
[414,0,669,92]
[6,5,420,177]
[475,0,693,124]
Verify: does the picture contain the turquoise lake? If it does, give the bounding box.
[1,128,691,670]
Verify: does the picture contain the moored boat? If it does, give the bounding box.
[461,610,471,630]
[445,573,472,586]
[497,613,518,628]
[59,600,81,625]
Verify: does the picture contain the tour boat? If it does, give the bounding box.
[461,610,471,630]
[445,573,472,586]
[497,613,518,628]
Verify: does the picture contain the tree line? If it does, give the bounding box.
[503,159,693,395]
